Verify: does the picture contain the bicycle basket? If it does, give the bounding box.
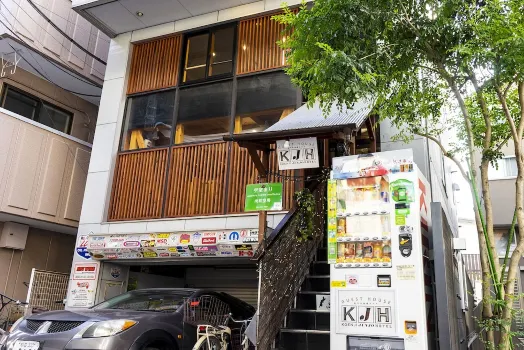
[183,295,230,327]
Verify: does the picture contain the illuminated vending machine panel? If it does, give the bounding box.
[328,150,432,350]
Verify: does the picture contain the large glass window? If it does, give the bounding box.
[175,81,232,144]
[235,72,297,133]
[183,26,235,83]
[122,90,175,151]
[1,84,72,134]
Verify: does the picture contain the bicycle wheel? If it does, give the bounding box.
[193,335,223,350]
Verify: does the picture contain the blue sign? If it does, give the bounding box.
[76,247,91,260]
[229,231,239,241]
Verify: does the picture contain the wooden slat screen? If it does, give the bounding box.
[165,142,228,217]
[127,35,182,94]
[227,143,296,213]
[108,148,168,221]
[236,12,292,75]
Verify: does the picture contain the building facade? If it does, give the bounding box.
[0,0,109,305]
[63,0,460,348]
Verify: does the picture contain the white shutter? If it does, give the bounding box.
[185,267,259,306]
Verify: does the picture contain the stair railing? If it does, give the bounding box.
[254,181,326,350]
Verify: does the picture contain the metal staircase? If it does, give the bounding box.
[276,246,330,349]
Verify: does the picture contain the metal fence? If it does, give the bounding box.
[255,182,326,350]
[26,269,69,314]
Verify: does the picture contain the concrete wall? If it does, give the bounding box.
[0,0,108,83]
[1,67,98,143]
[0,221,76,301]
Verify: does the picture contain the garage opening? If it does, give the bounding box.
[123,263,259,307]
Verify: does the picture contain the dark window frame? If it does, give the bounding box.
[180,24,237,85]
[1,83,73,134]
[118,87,178,152]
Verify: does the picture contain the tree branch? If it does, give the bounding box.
[518,81,524,139]
[414,131,469,180]
[470,71,492,151]
[496,86,519,142]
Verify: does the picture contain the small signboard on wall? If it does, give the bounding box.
[244,183,283,211]
[276,137,319,170]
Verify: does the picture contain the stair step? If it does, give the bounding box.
[278,330,330,350]
[281,329,330,334]
[307,275,329,279]
[299,291,329,295]
[310,261,329,275]
[286,309,330,331]
[290,309,329,314]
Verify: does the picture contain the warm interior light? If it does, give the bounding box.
[242,45,247,50]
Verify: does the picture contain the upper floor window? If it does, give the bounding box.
[1,84,73,134]
[183,26,235,83]
[175,81,232,144]
[488,156,517,179]
[121,90,175,151]
[235,71,296,133]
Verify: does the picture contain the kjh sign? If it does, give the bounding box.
[276,137,319,170]
[336,290,396,336]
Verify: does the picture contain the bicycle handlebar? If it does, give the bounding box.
[228,313,253,324]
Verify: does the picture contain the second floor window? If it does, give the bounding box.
[1,84,73,134]
[183,26,235,83]
[488,156,518,179]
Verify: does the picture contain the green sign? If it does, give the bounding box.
[245,183,283,211]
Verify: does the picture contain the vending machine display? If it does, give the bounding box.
[329,150,434,350]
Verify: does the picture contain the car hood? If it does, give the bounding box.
[26,309,182,322]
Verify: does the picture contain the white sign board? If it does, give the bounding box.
[68,263,98,308]
[276,137,319,170]
[336,289,396,336]
[316,294,331,311]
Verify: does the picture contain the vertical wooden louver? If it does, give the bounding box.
[127,35,182,94]
[108,148,169,221]
[227,143,297,213]
[236,12,293,75]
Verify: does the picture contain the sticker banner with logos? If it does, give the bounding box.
[87,229,259,260]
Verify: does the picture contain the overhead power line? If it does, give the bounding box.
[25,0,106,65]
[0,0,106,77]
[0,12,102,97]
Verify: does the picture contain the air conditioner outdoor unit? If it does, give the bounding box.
[0,222,29,250]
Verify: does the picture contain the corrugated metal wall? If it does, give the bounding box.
[185,266,259,306]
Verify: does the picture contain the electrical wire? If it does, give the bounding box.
[29,1,110,44]
[0,15,102,97]
[0,0,106,76]
[26,0,106,65]
[0,8,98,176]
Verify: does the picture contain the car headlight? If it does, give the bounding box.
[9,317,24,332]
[80,320,137,338]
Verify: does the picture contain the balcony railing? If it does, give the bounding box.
[0,109,91,227]
[108,142,298,221]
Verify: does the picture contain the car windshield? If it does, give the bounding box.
[93,290,194,313]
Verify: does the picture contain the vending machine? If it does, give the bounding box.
[328,149,434,350]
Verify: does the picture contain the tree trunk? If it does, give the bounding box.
[480,160,503,290]
[498,148,524,350]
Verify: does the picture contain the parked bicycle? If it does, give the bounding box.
[192,314,252,350]
[0,293,27,337]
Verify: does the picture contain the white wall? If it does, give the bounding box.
[380,118,459,235]
[458,218,479,255]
